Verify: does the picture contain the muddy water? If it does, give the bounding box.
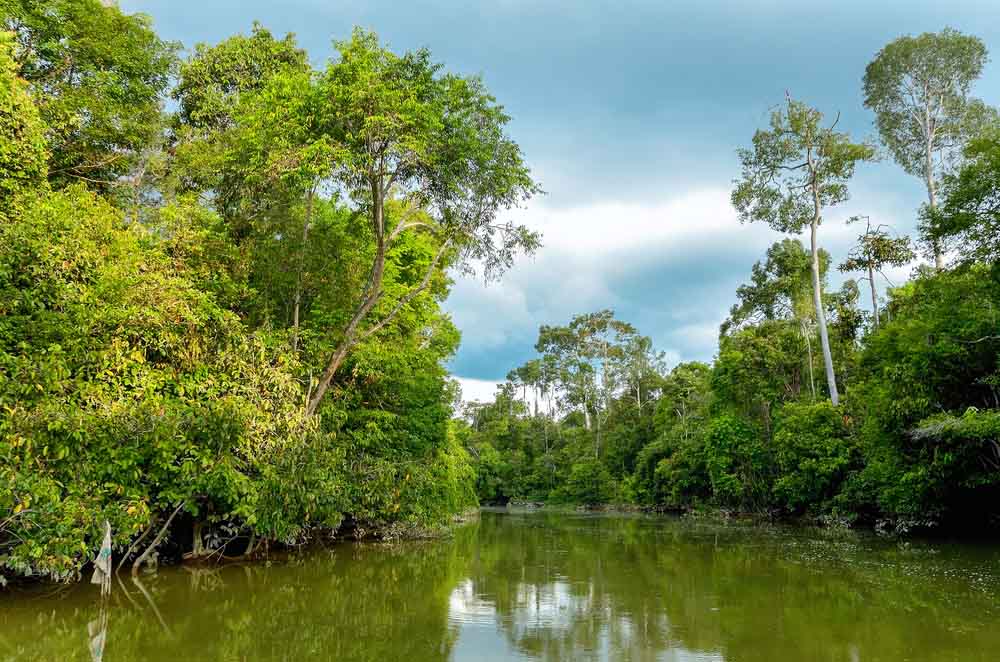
[2,509,998,661]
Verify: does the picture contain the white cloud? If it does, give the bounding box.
[446,187,775,377]
[446,176,932,383]
[454,377,501,403]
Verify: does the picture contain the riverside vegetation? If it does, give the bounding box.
[0,1,997,586]
[459,30,1000,534]
[0,1,537,582]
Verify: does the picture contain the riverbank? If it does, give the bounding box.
[494,501,993,539]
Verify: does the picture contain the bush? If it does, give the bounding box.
[557,460,615,505]
[703,414,772,510]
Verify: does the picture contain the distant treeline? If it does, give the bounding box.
[459,29,1000,532]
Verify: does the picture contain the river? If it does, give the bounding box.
[2,509,998,660]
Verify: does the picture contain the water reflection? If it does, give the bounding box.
[0,510,998,661]
[450,511,999,662]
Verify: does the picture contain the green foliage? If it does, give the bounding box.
[841,265,1000,526]
[2,0,177,187]
[723,239,829,333]
[0,31,46,204]
[839,217,915,278]
[863,28,990,181]
[0,17,532,583]
[929,127,1000,264]
[702,414,771,510]
[556,460,615,505]
[772,402,855,512]
[731,98,875,234]
[173,22,307,131]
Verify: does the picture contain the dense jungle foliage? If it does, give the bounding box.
[0,2,997,586]
[459,30,1000,533]
[0,1,538,582]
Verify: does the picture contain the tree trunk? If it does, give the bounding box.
[132,502,184,576]
[801,320,816,400]
[924,99,944,270]
[594,406,600,459]
[868,264,880,329]
[292,186,316,353]
[810,218,839,406]
[305,184,451,417]
[926,162,944,270]
[186,520,207,560]
[307,192,386,416]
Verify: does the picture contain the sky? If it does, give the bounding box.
[124,0,1000,402]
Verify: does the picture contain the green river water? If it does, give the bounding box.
[2,509,999,661]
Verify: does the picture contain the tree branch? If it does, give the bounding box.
[359,237,453,341]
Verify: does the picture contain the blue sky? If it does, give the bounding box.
[124,0,1000,401]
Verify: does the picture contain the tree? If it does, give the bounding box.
[863,28,994,268]
[722,239,824,334]
[927,127,1000,265]
[170,25,312,237]
[732,97,874,406]
[838,215,914,329]
[536,310,637,456]
[2,0,177,188]
[722,239,833,399]
[305,29,540,415]
[0,30,46,205]
[173,22,307,132]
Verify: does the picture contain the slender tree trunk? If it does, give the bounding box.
[925,167,944,269]
[922,97,945,271]
[307,187,386,416]
[595,406,600,459]
[868,264,880,329]
[801,320,816,400]
[132,501,184,576]
[190,521,205,559]
[810,218,839,406]
[292,185,316,353]
[305,184,451,416]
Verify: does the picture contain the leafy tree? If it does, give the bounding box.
[723,239,835,399]
[845,265,1000,526]
[173,22,307,131]
[927,127,1000,265]
[536,310,639,455]
[0,30,46,205]
[732,96,875,405]
[306,29,540,415]
[772,402,856,512]
[1,0,177,187]
[723,239,827,333]
[838,215,915,329]
[863,28,995,267]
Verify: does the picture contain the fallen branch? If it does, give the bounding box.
[131,501,185,577]
[117,518,158,573]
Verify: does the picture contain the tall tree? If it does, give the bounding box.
[1,0,177,188]
[536,310,637,456]
[732,96,874,406]
[171,25,310,231]
[927,127,1000,266]
[863,28,994,268]
[305,30,540,415]
[838,215,915,329]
